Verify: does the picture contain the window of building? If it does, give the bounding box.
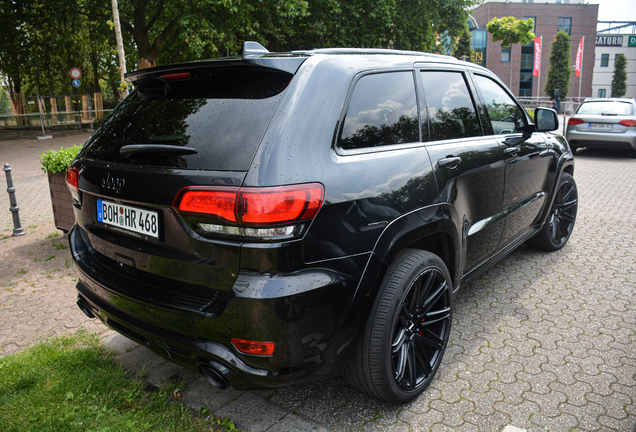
[519,45,534,98]
[471,29,487,67]
[501,46,510,62]
[598,89,606,98]
[339,72,420,150]
[558,17,572,35]
[601,54,609,67]
[524,16,536,34]
[520,53,533,69]
[420,71,481,141]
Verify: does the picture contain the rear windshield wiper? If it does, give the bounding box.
[120,144,198,157]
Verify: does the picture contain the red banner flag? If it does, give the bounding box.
[533,36,542,76]
[575,37,584,77]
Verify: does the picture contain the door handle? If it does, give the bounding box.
[504,147,519,156]
[438,156,462,169]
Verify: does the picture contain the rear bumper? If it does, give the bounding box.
[566,127,636,149]
[69,225,374,390]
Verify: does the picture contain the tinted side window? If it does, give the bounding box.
[473,74,526,135]
[339,72,419,150]
[421,71,481,141]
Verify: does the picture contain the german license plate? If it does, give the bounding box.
[589,123,613,130]
[97,199,159,239]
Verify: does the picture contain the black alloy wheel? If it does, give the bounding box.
[527,172,578,251]
[344,249,453,403]
[391,265,452,392]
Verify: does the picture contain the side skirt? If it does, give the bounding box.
[458,226,539,289]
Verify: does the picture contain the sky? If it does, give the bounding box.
[592,0,636,22]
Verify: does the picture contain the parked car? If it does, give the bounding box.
[67,42,577,403]
[566,97,636,156]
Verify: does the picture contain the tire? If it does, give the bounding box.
[344,249,453,403]
[527,172,578,251]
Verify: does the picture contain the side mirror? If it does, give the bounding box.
[534,107,559,132]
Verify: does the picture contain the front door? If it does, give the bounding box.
[471,73,551,249]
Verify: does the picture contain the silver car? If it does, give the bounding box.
[566,98,636,156]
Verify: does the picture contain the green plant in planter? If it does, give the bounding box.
[40,145,82,173]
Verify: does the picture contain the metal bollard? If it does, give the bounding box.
[3,163,26,236]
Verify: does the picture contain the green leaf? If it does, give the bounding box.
[39,145,82,173]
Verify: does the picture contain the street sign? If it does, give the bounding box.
[72,79,81,88]
[70,68,82,79]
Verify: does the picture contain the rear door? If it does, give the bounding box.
[419,69,506,273]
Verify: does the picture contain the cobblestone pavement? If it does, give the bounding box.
[0,132,91,231]
[0,221,106,355]
[0,132,634,431]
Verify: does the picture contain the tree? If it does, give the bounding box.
[293,0,478,54]
[611,53,627,98]
[453,25,473,61]
[117,0,311,69]
[544,31,572,99]
[486,16,535,88]
[0,0,123,101]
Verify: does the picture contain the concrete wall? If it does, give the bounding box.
[592,34,636,98]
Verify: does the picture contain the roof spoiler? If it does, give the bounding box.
[240,41,270,56]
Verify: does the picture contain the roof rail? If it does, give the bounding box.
[240,41,270,56]
[290,47,454,60]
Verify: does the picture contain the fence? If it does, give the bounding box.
[517,96,585,115]
[0,93,114,135]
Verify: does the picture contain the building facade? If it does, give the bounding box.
[592,23,636,98]
[470,0,598,100]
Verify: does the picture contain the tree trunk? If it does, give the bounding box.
[90,51,101,94]
[111,0,129,98]
[119,1,180,70]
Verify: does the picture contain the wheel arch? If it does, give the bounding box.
[371,205,461,291]
[536,152,575,228]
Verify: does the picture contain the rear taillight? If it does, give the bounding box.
[568,118,584,125]
[173,183,325,240]
[231,338,276,356]
[619,120,636,127]
[66,165,81,203]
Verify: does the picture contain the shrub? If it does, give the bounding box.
[40,145,82,173]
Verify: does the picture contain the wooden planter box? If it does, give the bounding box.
[47,170,75,232]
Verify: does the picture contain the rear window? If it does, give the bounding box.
[576,101,634,116]
[79,68,292,171]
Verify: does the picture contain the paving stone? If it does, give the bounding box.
[215,392,288,432]
[265,414,328,432]
[181,377,245,412]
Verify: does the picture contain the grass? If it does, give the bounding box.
[0,330,242,432]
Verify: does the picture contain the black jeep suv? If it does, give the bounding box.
[68,43,577,403]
